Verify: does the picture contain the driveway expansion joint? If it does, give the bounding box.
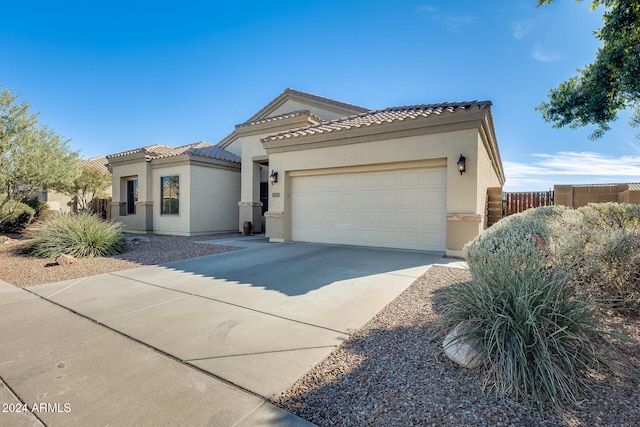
[0,375,46,426]
[20,287,274,405]
[108,271,353,336]
[184,346,339,362]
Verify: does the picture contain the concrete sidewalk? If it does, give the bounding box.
[2,238,449,425]
[0,279,312,426]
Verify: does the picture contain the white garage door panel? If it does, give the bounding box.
[291,167,446,251]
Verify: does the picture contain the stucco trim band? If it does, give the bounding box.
[447,213,482,222]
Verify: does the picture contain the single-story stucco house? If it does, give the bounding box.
[108,89,505,256]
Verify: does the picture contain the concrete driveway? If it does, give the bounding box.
[9,237,449,424]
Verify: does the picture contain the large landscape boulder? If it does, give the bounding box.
[443,322,484,369]
[56,254,77,266]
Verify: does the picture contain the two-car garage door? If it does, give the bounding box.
[291,166,446,251]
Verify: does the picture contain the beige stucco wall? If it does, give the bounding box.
[472,132,503,233]
[111,156,240,235]
[152,164,191,235]
[189,165,240,234]
[264,127,497,256]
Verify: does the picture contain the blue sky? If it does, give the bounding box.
[1,0,639,191]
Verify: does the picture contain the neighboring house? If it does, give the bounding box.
[37,156,112,214]
[108,89,505,256]
[107,142,241,236]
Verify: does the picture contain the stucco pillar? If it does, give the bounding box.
[238,201,263,233]
[138,201,154,231]
[446,213,483,257]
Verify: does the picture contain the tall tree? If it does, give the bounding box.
[0,87,79,211]
[537,0,640,139]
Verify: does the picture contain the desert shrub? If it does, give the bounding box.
[440,266,615,412]
[565,204,640,314]
[441,204,635,412]
[22,197,50,220]
[28,212,126,258]
[0,199,36,233]
[464,206,564,285]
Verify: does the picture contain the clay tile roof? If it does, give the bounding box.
[108,141,240,164]
[237,110,324,128]
[106,144,174,159]
[188,145,241,163]
[261,101,492,142]
[151,141,212,159]
[78,156,109,174]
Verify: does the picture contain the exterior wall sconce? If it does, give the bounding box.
[269,170,278,185]
[457,154,466,175]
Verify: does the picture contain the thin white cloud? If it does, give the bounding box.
[532,44,562,62]
[417,6,477,31]
[504,152,640,191]
[417,5,438,13]
[533,152,640,176]
[512,19,537,40]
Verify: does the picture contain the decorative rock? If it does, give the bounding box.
[443,322,484,369]
[56,254,77,266]
[126,235,151,244]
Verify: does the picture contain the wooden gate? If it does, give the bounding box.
[503,191,553,216]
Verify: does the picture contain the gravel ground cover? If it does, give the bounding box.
[275,266,640,427]
[0,232,241,287]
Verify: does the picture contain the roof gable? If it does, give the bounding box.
[244,88,369,124]
[217,89,369,149]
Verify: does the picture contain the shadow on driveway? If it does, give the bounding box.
[159,242,443,296]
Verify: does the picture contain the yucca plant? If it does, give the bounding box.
[441,206,633,412]
[28,211,126,258]
[441,264,622,412]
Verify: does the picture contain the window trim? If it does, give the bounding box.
[160,175,180,215]
[126,178,138,215]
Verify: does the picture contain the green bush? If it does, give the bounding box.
[440,204,636,412]
[22,197,50,220]
[0,199,36,233]
[28,212,126,258]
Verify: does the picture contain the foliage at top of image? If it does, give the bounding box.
[441,203,639,413]
[28,212,126,258]
[536,0,640,139]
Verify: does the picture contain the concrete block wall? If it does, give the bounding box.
[554,183,640,208]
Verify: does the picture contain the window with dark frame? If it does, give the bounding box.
[126,179,138,215]
[161,175,179,215]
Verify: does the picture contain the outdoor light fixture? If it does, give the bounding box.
[457,154,466,175]
[269,170,278,185]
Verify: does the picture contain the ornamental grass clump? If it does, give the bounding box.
[441,205,633,413]
[28,212,126,258]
